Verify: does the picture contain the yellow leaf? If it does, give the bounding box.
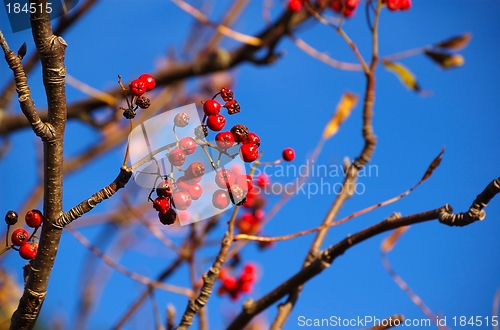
[383,61,421,91]
[381,226,410,253]
[322,92,357,139]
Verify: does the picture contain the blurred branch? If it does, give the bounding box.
[0,1,328,135]
[68,227,194,297]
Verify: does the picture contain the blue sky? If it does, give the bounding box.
[1,1,499,329]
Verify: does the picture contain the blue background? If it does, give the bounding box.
[1,1,499,329]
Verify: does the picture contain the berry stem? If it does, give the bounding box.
[5,224,10,247]
[200,144,217,171]
[0,246,10,256]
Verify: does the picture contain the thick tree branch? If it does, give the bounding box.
[10,1,67,328]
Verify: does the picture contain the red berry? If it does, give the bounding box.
[387,0,400,11]
[235,175,253,192]
[288,0,302,12]
[224,99,240,115]
[343,6,355,17]
[185,161,206,180]
[138,73,156,91]
[239,281,253,293]
[188,184,203,200]
[179,137,197,155]
[19,242,38,260]
[207,115,226,132]
[174,113,190,127]
[172,191,193,211]
[244,132,260,147]
[345,0,358,9]
[243,263,257,275]
[256,174,270,188]
[156,180,174,197]
[223,276,238,290]
[129,79,147,96]
[158,208,178,225]
[168,148,186,166]
[176,176,193,192]
[220,87,234,102]
[230,124,249,143]
[153,197,170,214]
[215,169,235,189]
[331,0,341,12]
[239,144,259,163]
[11,228,29,246]
[212,190,231,209]
[282,148,295,161]
[25,209,43,228]
[399,0,411,10]
[203,100,221,116]
[215,131,235,149]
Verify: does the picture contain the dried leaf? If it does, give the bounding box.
[17,42,27,59]
[435,33,471,50]
[424,50,465,69]
[381,226,409,253]
[420,147,445,183]
[322,92,357,139]
[383,61,421,92]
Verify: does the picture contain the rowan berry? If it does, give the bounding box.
[174,113,190,127]
[224,99,240,115]
[153,197,170,214]
[158,208,178,225]
[387,0,400,11]
[215,131,235,149]
[400,0,411,10]
[185,161,206,179]
[215,169,235,189]
[188,184,203,200]
[138,73,156,91]
[256,174,270,188]
[206,114,226,131]
[212,190,231,209]
[156,180,174,197]
[11,228,29,246]
[220,87,234,101]
[172,191,193,211]
[239,144,259,163]
[129,79,147,96]
[231,124,249,143]
[203,100,221,116]
[168,148,186,166]
[25,209,43,228]
[176,176,193,192]
[288,0,303,12]
[4,210,18,225]
[229,184,246,205]
[19,242,38,260]
[135,96,150,109]
[282,148,295,161]
[179,137,197,155]
[244,132,260,147]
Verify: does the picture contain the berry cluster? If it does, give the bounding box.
[148,87,262,225]
[331,0,359,18]
[218,263,257,300]
[383,0,412,11]
[3,209,43,260]
[236,174,269,235]
[119,73,157,119]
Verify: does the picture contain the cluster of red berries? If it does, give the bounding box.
[4,209,43,260]
[149,87,264,225]
[120,73,157,119]
[331,0,359,17]
[237,174,269,235]
[383,0,411,11]
[218,263,257,300]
